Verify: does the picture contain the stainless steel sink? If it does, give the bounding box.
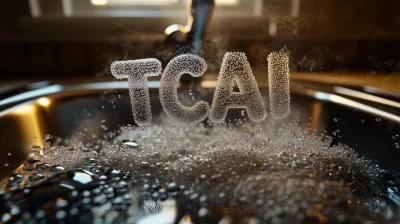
[0,77,399,180]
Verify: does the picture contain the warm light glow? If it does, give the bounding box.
[309,101,322,134]
[12,105,35,115]
[215,0,238,6]
[91,0,108,6]
[37,98,51,107]
[201,80,217,88]
[11,104,46,152]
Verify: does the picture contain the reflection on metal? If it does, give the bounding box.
[0,85,63,108]
[0,82,161,109]
[91,0,108,5]
[37,98,51,107]
[0,164,25,186]
[178,215,193,224]
[313,91,400,124]
[0,81,164,110]
[62,0,73,17]
[10,103,47,151]
[215,0,238,6]
[309,101,322,134]
[27,81,50,90]
[269,18,278,36]
[200,80,217,88]
[12,104,35,115]
[254,0,263,16]
[363,86,400,100]
[334,86,400,109]
[291,0,300,17]
[165,24,191,36]
[65,81,161,90]
[164,0,194,36]
[28,0,41,18]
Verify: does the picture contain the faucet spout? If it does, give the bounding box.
[165,0,215,56]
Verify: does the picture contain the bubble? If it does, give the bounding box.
[159,54,210,125]
[209,52,266,123]
[110,59,162,126]
[50,165,66,172]
[267,52,290,119]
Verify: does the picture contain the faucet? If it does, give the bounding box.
[164,0,215,56]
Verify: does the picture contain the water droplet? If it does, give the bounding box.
[23,159,40,171]
[36,163,50,171]
[31,145,41,151]
[167,182,178,192]
[198,208,208,217]
[105,168,121,177]
[123,141,139,149]
[29,173,45,182]
[44,134,52,142]
[50,165,66,172]
[8,173,23,183]
[55,210,67,220]
[84,158,96,168]
[101,124,108,131]
[35,210,45,219]
[55,198,69,209]
[124,124,132,131]
[1,213,11,222]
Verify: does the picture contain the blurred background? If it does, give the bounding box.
[0,0,399,79]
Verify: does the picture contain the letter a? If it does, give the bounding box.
[209,52,266,123]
